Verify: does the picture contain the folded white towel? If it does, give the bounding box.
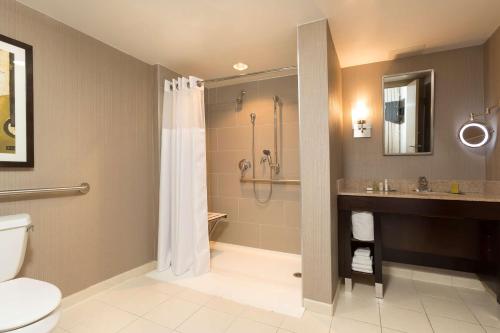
[351,264,373,274]
[352,262,372,270]
[352,256,373,265]
[354,247,371,257]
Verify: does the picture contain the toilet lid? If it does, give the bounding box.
[0,278,61,331]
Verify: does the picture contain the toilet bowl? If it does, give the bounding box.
[0,214,62,333]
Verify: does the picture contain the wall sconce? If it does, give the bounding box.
[352,101,371,138]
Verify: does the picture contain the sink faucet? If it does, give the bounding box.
[417,176,429,192]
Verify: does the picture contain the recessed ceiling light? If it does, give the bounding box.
[233,62,248,71]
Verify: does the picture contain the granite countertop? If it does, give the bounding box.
[338,189,500,203]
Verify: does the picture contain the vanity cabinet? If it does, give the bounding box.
[338,194,500,301]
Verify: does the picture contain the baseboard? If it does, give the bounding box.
[61,261,156,309]
[303,298,334,316]
[383,261,485,290]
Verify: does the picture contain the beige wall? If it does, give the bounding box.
[152,65,179,255]
[327,27,343,299]
[0,1,158,296]
[342,46,485,180]
[485,26,500,180]
[297,19,341,305]
[206,76,301,254]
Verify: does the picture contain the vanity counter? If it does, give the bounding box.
[338,189,500,203]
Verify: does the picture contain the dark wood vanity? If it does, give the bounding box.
[338,192,500,301]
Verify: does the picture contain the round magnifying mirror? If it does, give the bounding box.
[459,122,490,148]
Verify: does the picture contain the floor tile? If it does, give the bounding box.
[177,289,212,305]
[119,318,172,333]
[381,329,404,333]
[240,306,285,327]
[129,276,188,296]
[413,281,461,302]
[280,311,332,333]
[379,287,424,313]
[334,294,380,325]
[428,315,484,333]
[421,296,477,323]
[52,328,68,333]
[144,298,201,330]
[457,288,497,306]
[226,317,278,333]
[59,299,138,332]
[176,307,234,333]
[468,303,500,328]
[330,317,381,333]
[205,297,247,316]
[380,304,433,333]
[486,326,500,332]
[95,281,171,315]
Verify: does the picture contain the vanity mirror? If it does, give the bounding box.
[382,69,434,155]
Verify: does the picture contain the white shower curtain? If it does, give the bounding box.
[157,76,210,276]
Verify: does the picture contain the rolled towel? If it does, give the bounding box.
[352,256,373,265]
[352,211,374,241]
[354,247,371,257]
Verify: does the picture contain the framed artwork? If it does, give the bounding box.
[0,33,33,167]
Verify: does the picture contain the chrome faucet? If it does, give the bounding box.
[417,176,430,192]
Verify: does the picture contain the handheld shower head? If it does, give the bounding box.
[263,149,271,156]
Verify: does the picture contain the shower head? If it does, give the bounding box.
[250,113,256,124]
[263,149,271,156]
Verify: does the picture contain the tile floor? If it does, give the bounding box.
[54,274,500,333]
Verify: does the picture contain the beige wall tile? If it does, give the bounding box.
[260,225,301,254]
[211,222,260,248]
[211,197,239,221]
[218,173,245,197]
[206,129,218,152]
[283,103,299,123]
[281,149,301,178]
[238,198,285,225]
[283,122,300,149]
[207,173,218,196]
[217,127,252,151]
[284,201,301,228]
[209,151,250,174]
[207,104,239,128]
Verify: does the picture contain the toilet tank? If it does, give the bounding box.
[0,214,31,282]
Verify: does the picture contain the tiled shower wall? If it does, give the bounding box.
[206,76,301,254]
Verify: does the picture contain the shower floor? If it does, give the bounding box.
[147,242,304,317]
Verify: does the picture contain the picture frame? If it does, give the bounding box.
[0,33,33,168]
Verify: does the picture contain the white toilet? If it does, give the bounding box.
[0,214,62,333]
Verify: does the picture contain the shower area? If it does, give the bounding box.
[150,71,302,316]
[206,74,301,254]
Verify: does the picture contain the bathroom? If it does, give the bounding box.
[1,1,500,333]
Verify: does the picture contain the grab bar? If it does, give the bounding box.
[240,178,300,185]
[0,183,90,197]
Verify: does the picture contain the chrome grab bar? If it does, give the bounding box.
[0,183,90,197]
[240,178,300,185]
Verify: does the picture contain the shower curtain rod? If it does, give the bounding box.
[197,66,297,86]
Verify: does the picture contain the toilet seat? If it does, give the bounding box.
[0,278,61,332]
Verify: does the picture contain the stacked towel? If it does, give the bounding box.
[352,247,373,274]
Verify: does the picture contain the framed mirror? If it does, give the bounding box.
[382,69,434,155]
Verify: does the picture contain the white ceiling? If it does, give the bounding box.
[17,0,500,79]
